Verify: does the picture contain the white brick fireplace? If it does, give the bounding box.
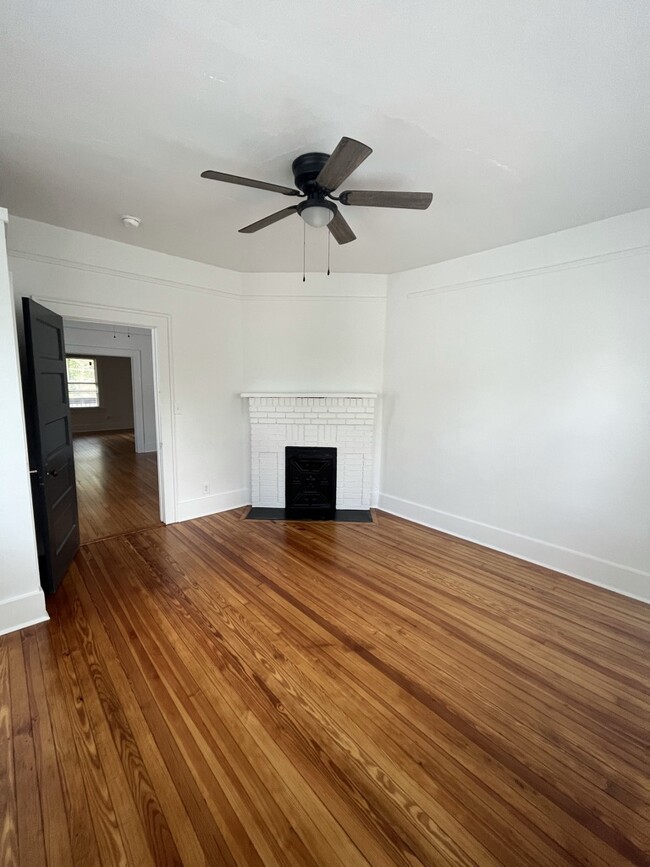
[242,393,377,510]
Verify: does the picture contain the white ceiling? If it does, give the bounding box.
[1,1,648,274]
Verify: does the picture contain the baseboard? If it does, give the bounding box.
[175,489,249,522]
[378,493,650,603]
[72,425,135,434]
[0,589,49,636]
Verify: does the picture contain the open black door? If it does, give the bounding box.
[22,298,79,593]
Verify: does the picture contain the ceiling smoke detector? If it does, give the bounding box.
[121,214,141,229]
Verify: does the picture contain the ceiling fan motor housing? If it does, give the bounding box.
[292,152,330,193]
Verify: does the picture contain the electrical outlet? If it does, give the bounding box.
[203,483,209,495]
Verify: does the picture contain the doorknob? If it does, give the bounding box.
[47,469,58,478]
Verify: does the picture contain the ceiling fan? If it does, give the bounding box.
[201,136,433,245]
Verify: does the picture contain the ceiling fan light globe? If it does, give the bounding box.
[300,204,334,228]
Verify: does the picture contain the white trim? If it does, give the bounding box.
[31,296,177,524]
[0,590,48,636]
[378,493,650,604]
[0,208,8,225]
[241,294,386,302]
[63,320,150,336]
[8,248,242,300]
[7,249,388,301]
[407,244,650,299]
[176,489,249,522]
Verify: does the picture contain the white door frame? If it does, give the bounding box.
[31,296,177,525]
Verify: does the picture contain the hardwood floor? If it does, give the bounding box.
[1,509,648,865]
[73,431,160,543]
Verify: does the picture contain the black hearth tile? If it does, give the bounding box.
[246,508,373,524]
[333,510,374,523]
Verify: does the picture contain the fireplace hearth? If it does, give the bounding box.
[246,507,373,523]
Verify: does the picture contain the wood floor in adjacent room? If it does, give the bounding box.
[73,430,161,543]
[1,510,648,866]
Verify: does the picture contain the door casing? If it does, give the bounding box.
[28,295,176,525]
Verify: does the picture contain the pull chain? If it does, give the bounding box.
[302,220,306,283]
[327,227,331,276]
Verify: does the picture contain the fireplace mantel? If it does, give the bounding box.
[242,392,378,510]
[241,392,377,399]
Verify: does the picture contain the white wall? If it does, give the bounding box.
[7,218,389,529]
[64,322,157,451]
[241,272,387,500]
[0,208,48,633]
[242,273,387,392]
[380,209,650,601]
[69,355,135,434]
[8,216,247,523]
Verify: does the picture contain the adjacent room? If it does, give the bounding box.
[0,2,648,866]
[64,321,161,542]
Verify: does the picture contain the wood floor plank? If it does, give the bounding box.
[78,546,259,867]
[47,594,130,867]
[1,486,648,865]
[66,562,208,867]
[167,522,644,863]
[35,627,104,867]
[257,529,649,791]
[53,581,161,867]
[130,534,636,864]
[74,431,160,543]
[128,531,559,867]
[115,534,469,866]
[7,631,47,867]
[83,541,375,867]
[0,639,19,867]
[180,520,644,816]
[22,629,75,867]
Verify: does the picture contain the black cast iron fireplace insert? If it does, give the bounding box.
[285,446,337,520]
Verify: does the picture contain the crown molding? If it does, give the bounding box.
[7,248,242,300]
[13,240,644,303]
[241,293,386,302]
[7,248,388,301]
[406,244,650,299]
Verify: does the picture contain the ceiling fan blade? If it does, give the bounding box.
[201,170,298,196]
[339,190,433,209]
[316,137,373,191]
[239,206,299,234]
[328,209,356,245]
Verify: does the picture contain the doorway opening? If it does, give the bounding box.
[64,321,161,544]
[21,296,175,593]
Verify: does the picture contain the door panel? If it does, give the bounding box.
[22,298,79,593]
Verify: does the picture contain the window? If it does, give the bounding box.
[66,357,100,408]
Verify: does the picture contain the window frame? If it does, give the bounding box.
[65,355,101,410]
